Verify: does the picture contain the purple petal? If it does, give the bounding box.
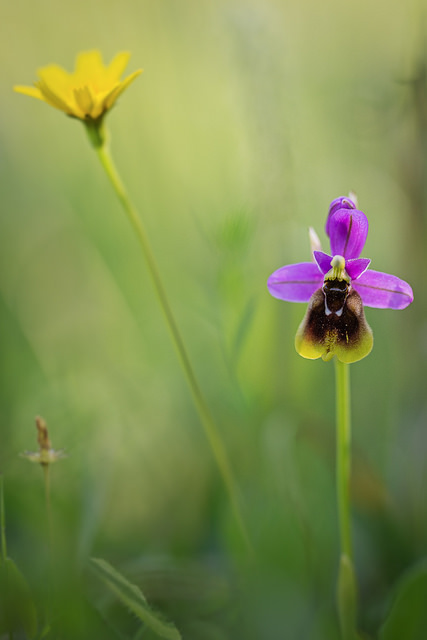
[326,196,357,236]
[352,269,414,309]
[329,208,369,259]
[313,251,333,274]
[267,262,323,303]
[346,258,371,280]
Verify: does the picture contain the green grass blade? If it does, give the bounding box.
[90,557,182,640]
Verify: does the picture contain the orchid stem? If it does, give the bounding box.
[335,360,352,559]
[92,136,251,553]
[335,359,358,640]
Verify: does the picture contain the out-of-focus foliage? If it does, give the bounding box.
[1,0,426,637]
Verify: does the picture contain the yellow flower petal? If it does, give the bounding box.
[75,50,104,79]
[13,85,43,100]
[104,69,143,111]
[106,52,131,81]
[37,64,78,114]
[38,64,73,101]
[36,78,76,114]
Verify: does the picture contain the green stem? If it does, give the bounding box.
[335,359,358,640]
[42,463,53,628]
[43,464,53,548]
[0,475,7,562]
[335,360,352,560]
[92,137,251,553]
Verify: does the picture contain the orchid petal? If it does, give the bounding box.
[345,258,371,280]
[326,196,357,236]
[313,251,333,274]
[352,269,414,309]
[328,208,369,259]
[268,262,323,303]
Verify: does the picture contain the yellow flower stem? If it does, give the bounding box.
[335,359,358,640]
[93,137,251,553]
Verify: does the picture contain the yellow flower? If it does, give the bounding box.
[14,50,142,121]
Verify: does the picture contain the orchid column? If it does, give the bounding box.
[268,195,413,639]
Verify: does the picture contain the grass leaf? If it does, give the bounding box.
[379,558,427,640]
[0,557,38,638]
[90,557,182,640]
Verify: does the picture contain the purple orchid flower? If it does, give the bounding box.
[267,196,414,363]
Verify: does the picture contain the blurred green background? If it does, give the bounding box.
[1,0,427,638]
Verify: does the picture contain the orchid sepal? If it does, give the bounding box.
[267,262,323,303]
[326,196,357,236]
[352,269,414,310]
[328,208,369,259]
